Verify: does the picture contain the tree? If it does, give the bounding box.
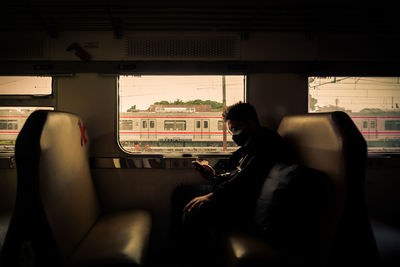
[127,105,137,112]
[151,99,223,110]
[309,95,318,111]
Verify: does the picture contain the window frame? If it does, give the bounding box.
[116,74,247,157]
[307,75,400,156]
[0,75,56,156]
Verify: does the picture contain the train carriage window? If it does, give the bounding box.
[218,120,223,130]
[118,75,246,154]
[142,121,148,128]
[0,120,7,130]
[309,77,400,154]
[0,76,54,154]
[175,121,186,131]
[120,120,133,130]
[385,120,400,130]
[164,121,175,131]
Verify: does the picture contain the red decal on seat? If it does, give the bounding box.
[78,121,87,146]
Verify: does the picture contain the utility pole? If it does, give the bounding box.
[222,75,227,152]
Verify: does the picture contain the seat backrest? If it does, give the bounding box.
[277,111,378,265]
[2,110,100,265]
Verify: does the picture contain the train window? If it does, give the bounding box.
[164,120,186,131]
[218,120,223,130]
[385,120,400,130]
[309,77,400,154]
[175,121,186,131]
[120,120,133,130]
[118,75,246,154]
[0,120,17,130]
[142,121,148,128]
[0,76,55,154]
[0,107,54,154]
[164,121,175,131]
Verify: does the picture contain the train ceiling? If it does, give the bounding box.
[1,0,399,39]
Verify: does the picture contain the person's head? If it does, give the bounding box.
[223,102,260,146]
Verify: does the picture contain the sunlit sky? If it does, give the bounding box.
[309,77,400,112]
[0,76,52,95]
[119,75,245,111]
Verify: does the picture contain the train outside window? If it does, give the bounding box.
[0,76,54,154]
[309,77,400,154]
[118,75,246,154]
[120,120,133,130]
[218,120,223,130]
[385,120,400,130]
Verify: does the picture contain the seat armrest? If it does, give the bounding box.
[224,232,283,267]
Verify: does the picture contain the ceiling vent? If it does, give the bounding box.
[125,34,240,60]
[0,38,47,60]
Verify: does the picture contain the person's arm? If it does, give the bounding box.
[212,150,274,202]
[183,192,218,214]
[213,147,243,174]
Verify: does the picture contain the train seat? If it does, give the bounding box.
[224,111,379,266]
[1,110,152,266]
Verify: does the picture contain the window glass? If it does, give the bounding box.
[150,120,155,128]
[119,75,246,154]
[142,120,147,128]
[164,121,175,130]
[120,120,133,130]
[0,76,52,95]
[385,120,400,130]
[218,120,223,130]
[0,107,53,153]
[309,77,400,154]
[175,121,186,131]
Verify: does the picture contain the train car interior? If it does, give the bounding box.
[1,0,400,266]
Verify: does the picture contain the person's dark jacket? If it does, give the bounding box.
[212,126,293,211]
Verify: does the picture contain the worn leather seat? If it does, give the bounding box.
[225,111,378,266]
[1,110,152,266]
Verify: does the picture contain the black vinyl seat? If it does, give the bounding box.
[1,110,152,266]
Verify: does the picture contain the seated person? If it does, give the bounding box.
[171,102,293,263]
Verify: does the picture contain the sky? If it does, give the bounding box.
[0,76,52,95]
[119,75,245,111]
[309,77,400,112]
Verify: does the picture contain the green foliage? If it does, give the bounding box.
[153,99,223,110]
[309,95,318,111]
[126,105,137,112]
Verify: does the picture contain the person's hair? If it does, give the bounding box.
[223,102,259,125]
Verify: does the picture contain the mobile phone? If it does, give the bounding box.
[191,160,201,167]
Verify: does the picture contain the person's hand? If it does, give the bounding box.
[193,160,216,180]
[184,192,217,215]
